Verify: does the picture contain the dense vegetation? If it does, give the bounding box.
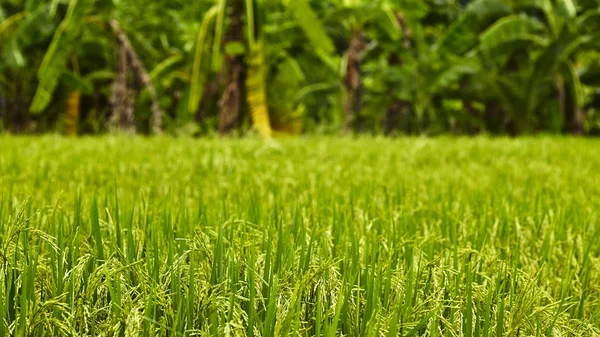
[1,0,600,136]
[0,136,599,336]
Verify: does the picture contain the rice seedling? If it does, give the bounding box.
[0,135,599,336]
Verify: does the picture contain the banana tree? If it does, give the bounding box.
[304,0,418,133]
[443,0,600,134]
[26,0,164,134]
[356,0,496,134]
[188,0,335,137]
[0,1,55,131]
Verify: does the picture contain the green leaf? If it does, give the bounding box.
[562,61,584,108]
[90,198,105,262]
[0,12,26,41]
[25,0,43,12]
[376,5,401,41]
[17,5,55,45]
[5,38,25,67]
[61,71,94,95]
[150,54,183,81]
[224,41,246,56]
[479,15,548,53]
[395,0,430,19]
[30,0,97,113]
[465,0,511,17]
[211,0,227,71]
[85,70,115,82]
[580,65,600,86]
[519,0,558,34]
[577,9,600,34]
[30,24,70,113]
[555,0,577,19]
[188,5,219,114]
[429,64,477,95]
[285,0,335,54]
[437,0,512,55]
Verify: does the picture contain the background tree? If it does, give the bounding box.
[1,0,599,136]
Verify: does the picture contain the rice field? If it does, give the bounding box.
[1,136,600,336]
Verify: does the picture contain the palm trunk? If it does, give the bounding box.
[65,90,80,136]
[218,0,245,134]
[344,29,364,134]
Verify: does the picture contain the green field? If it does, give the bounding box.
[1,136,600,336]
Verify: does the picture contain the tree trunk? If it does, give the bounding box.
[9,84,28,133]
[565,89,585,135]
[344,29,364,134]
[65,90,80,136]
[383,101,411,135]
[558,77,585,135]
[110,41,136,134]
[110,20,162,134]
[383,12,413,136]
[484,101,502,134]
[460,80,480,134]
[0,96,6,130]
[218,0,245,134]
[196,76,221,124]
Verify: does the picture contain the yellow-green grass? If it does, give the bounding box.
[1,136,599,336]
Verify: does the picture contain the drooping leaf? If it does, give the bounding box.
[376,5,401,41]
[281,52,306,83]
[479,15,548,53]
[2,37,25,68]
[25,0,43,12]
[555,0,577,19]
[150,54,183,81]
[17,5,55,45]
[61,71,94,95]
[0,12,26,41]
[437,15,479,55]
[522,30,588,116]
[30,0,97,113]
[562,61,584,108]
[188,5,219,114]
[429,64,478,95]
[577,9,600,34]
[284,0,335,54]
[395,0,430,19]
[211,0,227,71]
[437,0,511,55]
[518,0,558,34]
[30,24,70,113]
[84,70,114,82]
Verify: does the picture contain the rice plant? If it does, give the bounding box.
[0,136,599,336]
